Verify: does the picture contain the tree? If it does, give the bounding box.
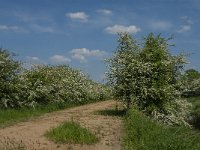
[185,69,200,81]
[182,69,200,97]
[0,48,21,108]
[106,33,140,109]
[107,33,191,125]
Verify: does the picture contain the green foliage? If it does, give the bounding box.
[182,69,200,97]
[185,69,200,81]
[187,97,200,129]
[0,49,21,108]
[123,108,200,150]
[45,121,98,144]
[0,63,111,109]
[107,33,191,125]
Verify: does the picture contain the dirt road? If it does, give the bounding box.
[0,100,123,150]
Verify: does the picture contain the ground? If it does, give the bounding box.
[0,100,123,150]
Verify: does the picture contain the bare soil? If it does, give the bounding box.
[0,100,123,150]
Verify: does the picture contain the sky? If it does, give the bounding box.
[0,0,200,82]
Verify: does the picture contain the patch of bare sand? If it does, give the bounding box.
[0,100,123,150]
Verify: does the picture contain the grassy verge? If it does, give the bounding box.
[123,108,200,150]
[45,121,98,144]
[0,102,82,128]
[187,96,200,129]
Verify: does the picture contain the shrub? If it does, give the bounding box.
[0,49,21,108]
[15,65,111,108]
[106,33,191,125]
[181,69,200,97]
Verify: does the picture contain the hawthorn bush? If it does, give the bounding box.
[0,49,21,108]
[106,33,191,125]
[181,69,200,97]
[0,50,111,108]
[16,65,111,107]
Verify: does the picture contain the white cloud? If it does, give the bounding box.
[26,56,40,61]
[66,12,89,22]
[180,16,193,24]
[50,55,71,63]
[26,56,46,65]
[15,13,52,23]
[72,53,86,62]
[97,9,112,15]
[149,21,172,30]
[0,25,19,31]
[177,25,191,33]
[105,25,141,34]
[30,24,55,33]
[70,48,107,62]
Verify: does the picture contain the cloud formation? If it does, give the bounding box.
[26,56,40,61]
[0,25,20,31]
[149,21,172,30]
[105,25,141,34]
[50,55,71,63]
[66,12,89,22]
[30,24,55,33]
[70,48,106,62]
[177,25,191,33]
[97,9,112,15]
[0,24,28,33]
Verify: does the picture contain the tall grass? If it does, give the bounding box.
[123,108,200,150]
[0,102,79,128]
[187,96,200,129]
[45,121,98,144]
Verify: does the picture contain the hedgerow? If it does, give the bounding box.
[0,49,111,109]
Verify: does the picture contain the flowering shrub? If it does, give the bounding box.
[14,65,111,108]
[181,69,200,97]
[0,49,21,108]
[0,57,111,108]
[107,33,191,125]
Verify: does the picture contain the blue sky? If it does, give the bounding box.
[0,0,200,82]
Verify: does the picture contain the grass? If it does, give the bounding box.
[96,109,126,117]
[0,102,79,128]
[187,96,200,129]
[45,121,98,144]
[123,108,200,150]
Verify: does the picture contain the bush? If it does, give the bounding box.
[14,65,111,108]
[106,33,191,125]
[181,69,200,97]
[0,50,111,109]
[0,49,21,108]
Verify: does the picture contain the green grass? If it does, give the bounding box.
[187,96,200,129]
[45,121,98,144]
[96,109,126,117]
[0,102,79,128]
[123,108,200,150]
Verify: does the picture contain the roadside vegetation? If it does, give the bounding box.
[1,32,200,149]
[106,33,200,149]
[123,108,200,150]
[0,49,111,128]
[0,102,77,128]
[45,121,98,144]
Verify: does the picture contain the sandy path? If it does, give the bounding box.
[0,100,123,150]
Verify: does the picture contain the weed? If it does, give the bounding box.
[45,121,98,144]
